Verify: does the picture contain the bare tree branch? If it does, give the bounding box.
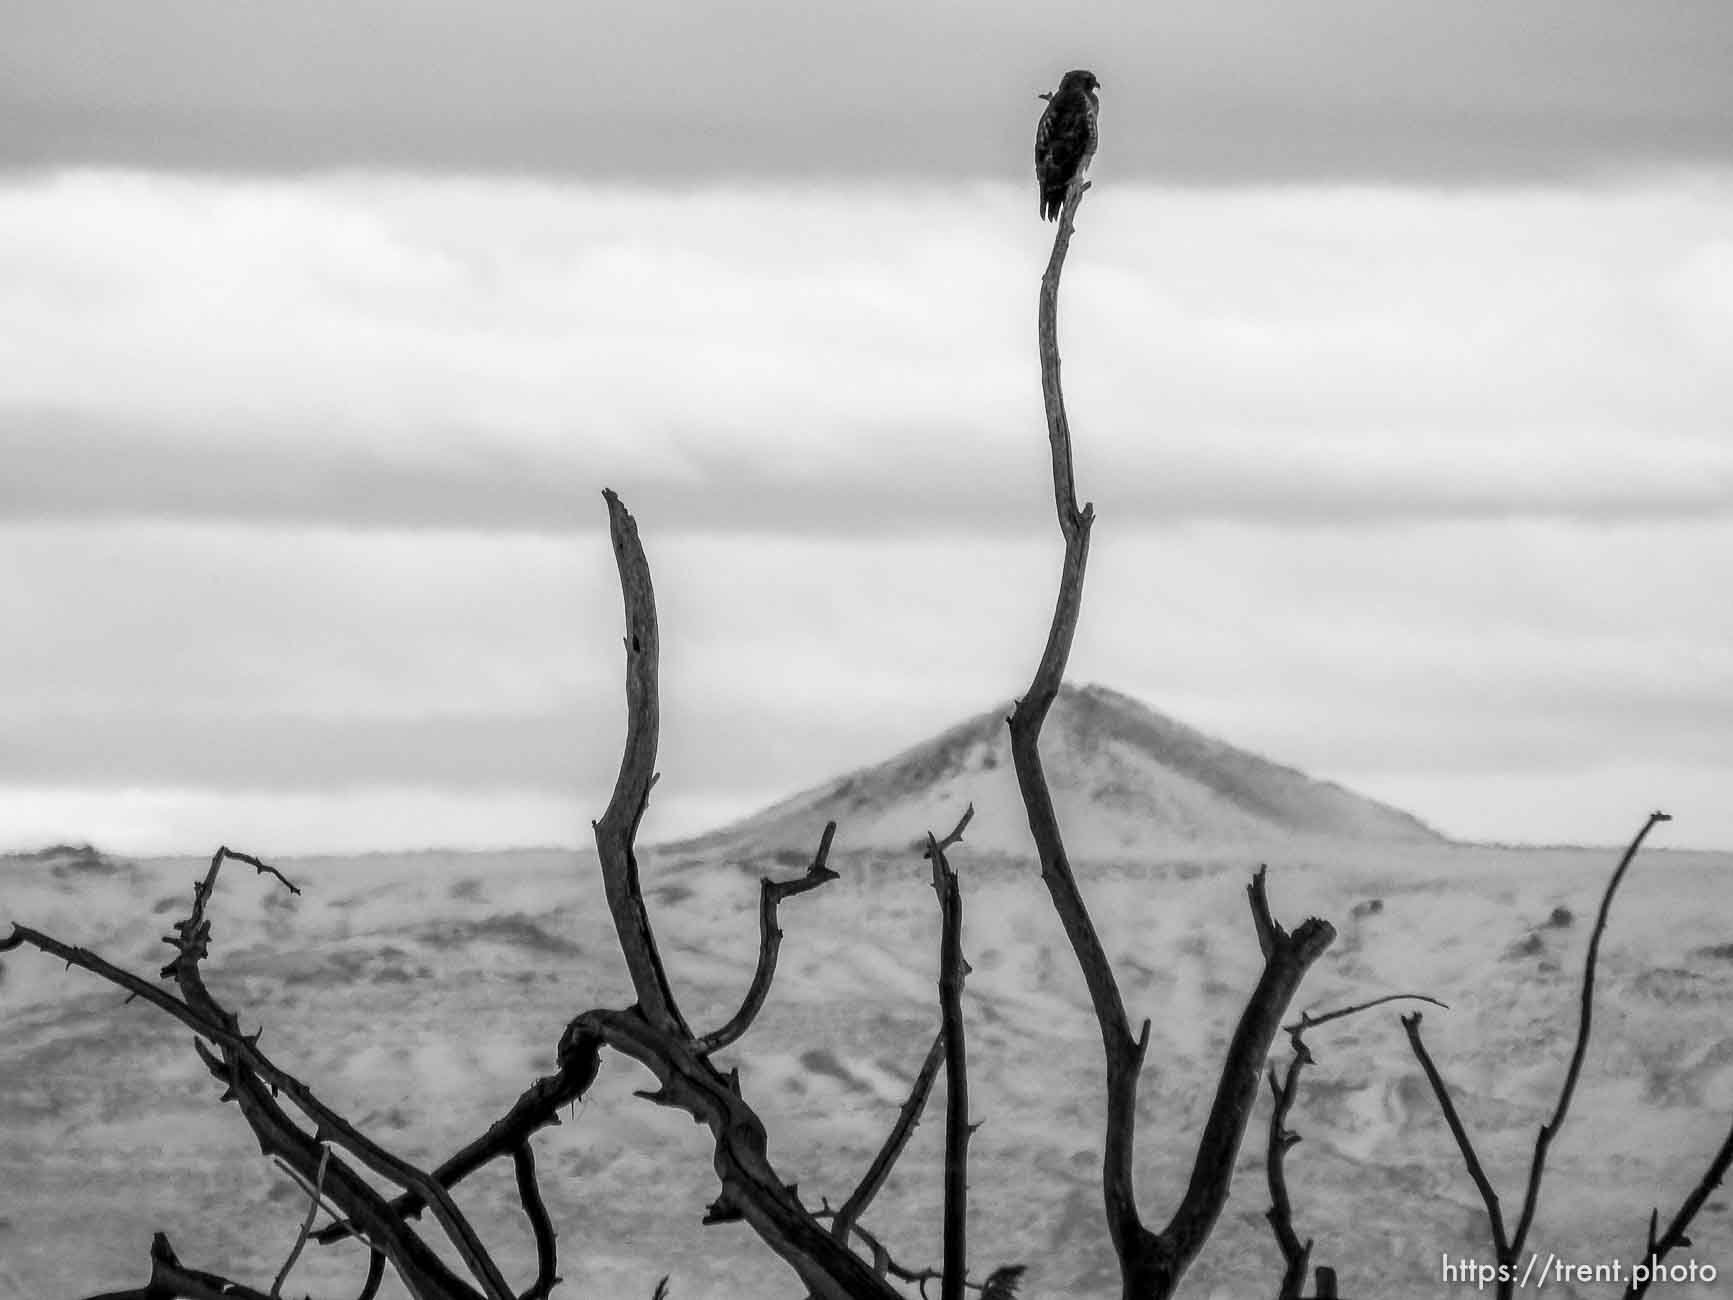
[270,1142,331,1298]
[1267,1056,1313,1300]
[593,487,689,1038]
[1402,1011,1510,1261]
[927,811,973,1300]
[1284,992,1447,1036]
[1008,171,1335,1300]
[12,850,505,1300]
[356,1248,387,1300]
[1007,170,1148,1278]
[557,1008,900,1300]
[831,1030,946,1247]
[167,850,512,1300]
[576,491,905,1300]
[315,1053,599,1245]
[1403,810,1671,1299]
[1510,810,1671,1254]
[512,1142,561,1300]
[1624,1118,1733,1298]
[1156,871,1334,1283]
[699,820,841,1054]
[1269,994,1445,1298]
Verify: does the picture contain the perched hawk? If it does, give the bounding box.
[1035,69,1100,221]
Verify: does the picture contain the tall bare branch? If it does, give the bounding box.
[927,804,976,1300]
[1510,810,1671,1253]
[593,488,689,1037]
[1008,175,1334,1300]
[1007,173,1150,1276]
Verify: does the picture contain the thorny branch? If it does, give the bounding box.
[554,490,904,1300]
[9,846,505,1300]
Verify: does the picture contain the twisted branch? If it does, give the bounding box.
[699,820,841,1054]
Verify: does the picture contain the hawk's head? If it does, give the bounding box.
[1057,70,1101,97]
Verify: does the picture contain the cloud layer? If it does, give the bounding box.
[3,173,1730,534]
[2,171,1730,852]
[3,1,1731,181]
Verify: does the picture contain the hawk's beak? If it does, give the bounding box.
[1037,91,1053,101]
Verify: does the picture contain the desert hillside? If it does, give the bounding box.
[672,683,1446,862]
[2,697,1728,1300]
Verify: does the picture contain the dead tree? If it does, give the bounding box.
[1008,177,1335,1300]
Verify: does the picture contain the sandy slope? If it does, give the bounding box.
[4,834,1730,1299]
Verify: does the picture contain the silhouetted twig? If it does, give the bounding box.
[1269,995,1445,1298]
[270,1142,331,1298]
[699,819,841,1054]
[831,1031,946,1248]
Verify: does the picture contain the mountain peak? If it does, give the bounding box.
[668,684,1445,861]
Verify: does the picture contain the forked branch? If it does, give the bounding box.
[567,490,903,1300]
[1403,812,1671,1300]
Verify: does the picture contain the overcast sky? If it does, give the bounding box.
[3,3,1731,854]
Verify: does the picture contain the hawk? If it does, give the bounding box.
[1035,69,1100,221]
